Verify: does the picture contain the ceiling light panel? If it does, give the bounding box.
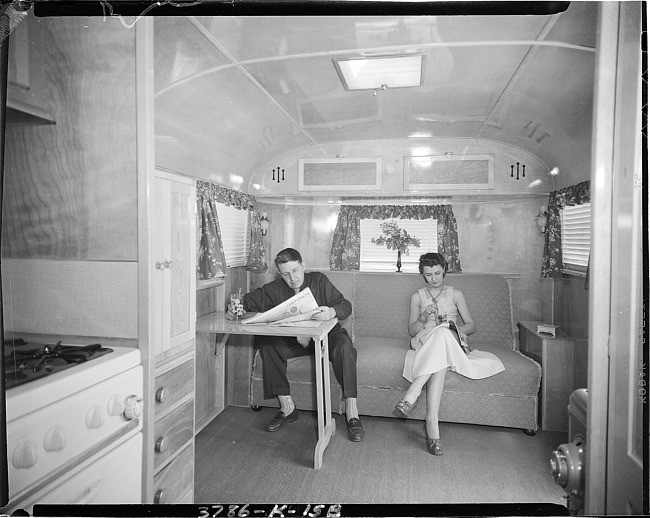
[334,55,424,91]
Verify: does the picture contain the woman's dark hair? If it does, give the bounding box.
[275,247,303,267]
[418,252,448,275]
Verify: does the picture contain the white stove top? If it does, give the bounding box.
[6,345,141,421]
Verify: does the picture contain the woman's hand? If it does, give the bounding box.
[419,303,438,322]
[312,306,336,321]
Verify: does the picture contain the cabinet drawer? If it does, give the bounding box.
[153,442,194,504]
[154,399,194,470]
[155,359,193,416]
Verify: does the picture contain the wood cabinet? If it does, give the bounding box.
[518,321,575,432]
[146,170,197,503]
[195,331,226,432]
[152,170,197,360]
[195,281,226,433]
[5,10,55,125]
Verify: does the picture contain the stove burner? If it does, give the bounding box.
[3,339,113,389]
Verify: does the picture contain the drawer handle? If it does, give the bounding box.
[164,260,173,269]
[155,436,169,453]
[156,387,167,403]
[154,488,167,504]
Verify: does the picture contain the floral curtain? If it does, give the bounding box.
[197,181,227,281]
[330,203,461,272]
[541,180,590,278]
[196,181,268,280]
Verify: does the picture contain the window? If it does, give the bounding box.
[360,218,438,272]
[215,203,249,267]
[560,203,591,275]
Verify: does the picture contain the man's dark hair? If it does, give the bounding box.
[275,248,303,268]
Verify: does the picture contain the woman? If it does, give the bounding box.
[395,253,505,456]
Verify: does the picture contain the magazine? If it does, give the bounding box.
[427,319,471,354]
[241,288,323,326]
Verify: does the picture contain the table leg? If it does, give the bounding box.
[313,334,336,469]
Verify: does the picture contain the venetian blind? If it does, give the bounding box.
[359,218,438,272]
[215,203,249,267]
[560,202,591,272]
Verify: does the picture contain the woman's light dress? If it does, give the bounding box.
[402,286,505,383]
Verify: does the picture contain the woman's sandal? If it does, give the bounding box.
[426,437,443,456]
[394,400,414,417]
[424,424,443,456]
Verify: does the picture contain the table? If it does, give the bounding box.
[196,311,338,469]
[518,321,575,432]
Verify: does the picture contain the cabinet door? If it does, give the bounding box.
[152,171,196,358]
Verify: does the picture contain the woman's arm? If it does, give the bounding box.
[453,289,476,336]
[408,292,437,337]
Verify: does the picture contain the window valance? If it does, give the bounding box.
[330,203,461,272]
[541,180,590,279]
[196,181,267,280]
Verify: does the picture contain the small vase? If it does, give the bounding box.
[396,250,402,273]
[229,293,244,320]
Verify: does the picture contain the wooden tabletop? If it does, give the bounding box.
[196,311,337,340]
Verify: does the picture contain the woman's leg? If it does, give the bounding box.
[403,374,430,405]
[425,368,447,439]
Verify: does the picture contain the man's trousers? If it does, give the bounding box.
[257,326,358,399]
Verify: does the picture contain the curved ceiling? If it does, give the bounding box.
[153,2,597,191]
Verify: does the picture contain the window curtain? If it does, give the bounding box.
[197,180,227,281]
[196,181,268,280]
[541,180,590,279]
[330,203,461,272]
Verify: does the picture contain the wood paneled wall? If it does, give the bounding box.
[1,15,137,260]
[255,197,547,325]
[1,258,138,337]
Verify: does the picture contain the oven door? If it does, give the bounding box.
[10,432,142,514]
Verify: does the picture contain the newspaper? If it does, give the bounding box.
[241,288,321,326]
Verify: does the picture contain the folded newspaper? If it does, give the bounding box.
[241,288,322,326]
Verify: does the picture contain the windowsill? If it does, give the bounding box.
[310,267,521,278]
[562,269,587,278]
[197,278,226,290]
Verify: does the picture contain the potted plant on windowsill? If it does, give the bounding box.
[371,220,421,272]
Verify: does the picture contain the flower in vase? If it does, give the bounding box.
[371,220,421,256]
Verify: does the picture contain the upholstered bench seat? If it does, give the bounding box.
[250,272,541,433]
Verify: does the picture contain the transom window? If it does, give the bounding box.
[560,202,591,275]
[359,218,438,272]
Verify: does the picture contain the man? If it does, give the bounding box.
[227,247,364,442]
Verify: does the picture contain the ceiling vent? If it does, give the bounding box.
[333,54,424,91]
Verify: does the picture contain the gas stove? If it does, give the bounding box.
[2,338,143,512]
[4,338,114,389]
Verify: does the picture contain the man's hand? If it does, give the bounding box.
[311,306,336,321]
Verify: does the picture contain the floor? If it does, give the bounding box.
[195,406,569,514]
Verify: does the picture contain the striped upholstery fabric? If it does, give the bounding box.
[250,272,540,431]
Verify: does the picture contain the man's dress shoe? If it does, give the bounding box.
[346,417,364,442]
[265,408,298,432]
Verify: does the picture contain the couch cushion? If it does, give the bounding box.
[320,270,355,339]
[355,336,540,397]
[353,273,516,350]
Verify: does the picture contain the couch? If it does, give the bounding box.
[250,271,541,433]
